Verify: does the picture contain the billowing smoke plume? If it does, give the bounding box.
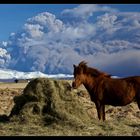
[0,4,140,76]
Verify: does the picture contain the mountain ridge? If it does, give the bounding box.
[0,68,73,80]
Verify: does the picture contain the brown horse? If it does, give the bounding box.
[72,61,140,121]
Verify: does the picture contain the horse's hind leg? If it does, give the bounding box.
[136,92,140,110]
[102,105,105,121]
[97,108,101,120]
[136,98,140,110]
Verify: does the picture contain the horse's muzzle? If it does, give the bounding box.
[72,81,77,89]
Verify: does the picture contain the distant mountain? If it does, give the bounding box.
[0,68,121,83]
[0,68,73,80]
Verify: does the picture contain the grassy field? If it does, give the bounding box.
[0,82,28,89]
[0,79,140,136]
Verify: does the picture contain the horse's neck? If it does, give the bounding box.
[83,75,98,93]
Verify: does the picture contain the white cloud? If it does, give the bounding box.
[0,48,11,68]
[0,4,140,77]
[1,41,8,47]
[27,12,64,33]
[60,22,95,41]
[62,4,118,20]
[10,32,16,36]
[97,13,118,29]
[24,23,44,38]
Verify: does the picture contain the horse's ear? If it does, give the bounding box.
[80,64,87,73]
[73,64,76,68]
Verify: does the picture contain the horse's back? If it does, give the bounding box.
[122,76,140,87]
[110,76,140,84]
[132,76,140,83]
[100,76,138,106]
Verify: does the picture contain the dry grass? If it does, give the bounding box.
[0,82,28,89]
[0,78,140,136]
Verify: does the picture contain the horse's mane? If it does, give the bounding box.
[78,61,111,77]
[78,61,88,67]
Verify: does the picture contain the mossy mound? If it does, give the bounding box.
[9,78,95,127]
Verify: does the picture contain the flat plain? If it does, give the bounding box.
[0,79,140,136]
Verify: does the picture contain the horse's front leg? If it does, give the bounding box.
[95,101,102,120]
[102,105,105,121]
[95,101,105,121]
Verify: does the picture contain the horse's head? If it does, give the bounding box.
[72,61,87,89]
[72,61,111,89]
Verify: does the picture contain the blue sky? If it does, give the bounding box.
[0,4,140,41]
[0,4,140,76]
[0,4,78,41]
